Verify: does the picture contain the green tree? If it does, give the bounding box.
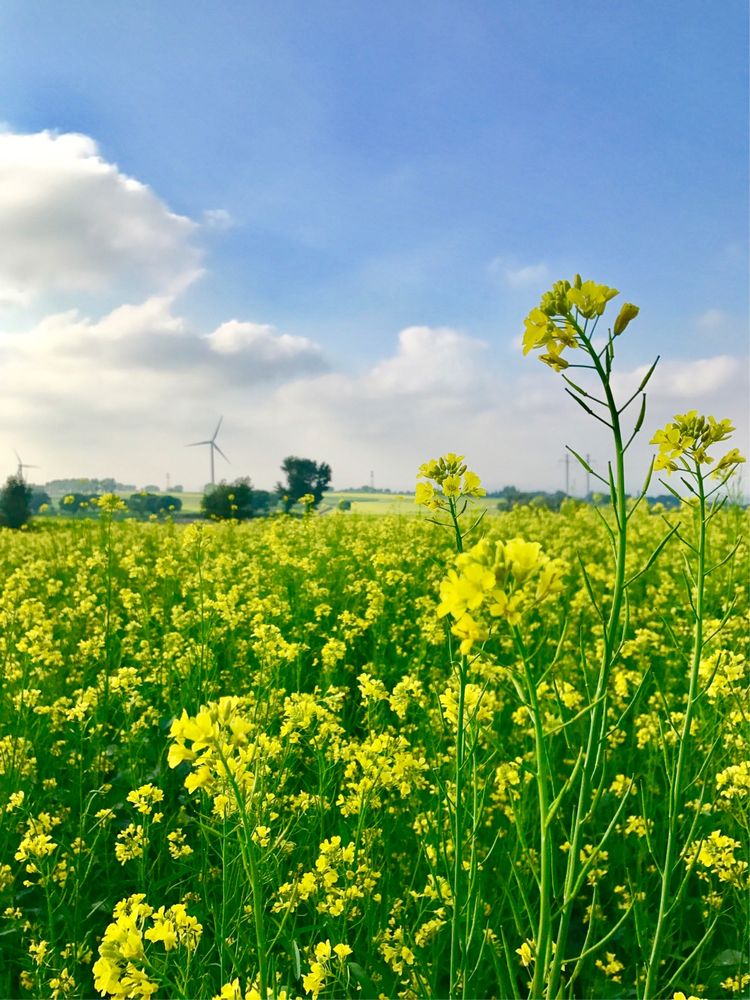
[0,475,32,528]
[29,488,51,514]
[276,456,332,512]
[201,479,254,520]
[127,493,183,517]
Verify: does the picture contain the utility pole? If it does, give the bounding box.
[166,472,171,492]
[562,453,570,496]
[370,470,375,490]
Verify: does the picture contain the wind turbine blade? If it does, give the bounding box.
[186,440,211,447]
[212,416,223,441]
[13,449,21,463]
[214,444,230,463]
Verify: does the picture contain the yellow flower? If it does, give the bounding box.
[516,939,535,967]
[651,411,740,475]
[442,474,462,498]
[462,470,486,497]
[415,481,439,509]
[712,447,745,479]
[522,308,557,355]
[595,951,624,982]
[314,940,332,962]
[566,280,619,318]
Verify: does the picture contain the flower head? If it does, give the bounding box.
[522,275,627,372]
[651,411,743,476]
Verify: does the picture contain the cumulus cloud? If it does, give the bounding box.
[0,129,202,301]
[205,320,324,379]
[0,297,328,432]
[366,326,487,396]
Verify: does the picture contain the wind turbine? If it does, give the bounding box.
[14,449,39,482]
[187,417,229,487]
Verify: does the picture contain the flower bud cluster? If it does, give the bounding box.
[416,453,486,510]
[650,411,745,476]
[436,537,565,654]
[522,275,638,371]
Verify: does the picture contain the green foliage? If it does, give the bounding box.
[29,488,51,514]
[201,479,254,520]
[127,492,183,517]
[59,492,101,514]
[277,456,331,512]
[0,475,32,528]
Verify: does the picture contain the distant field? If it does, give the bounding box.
[324,491,503,516]
[40,489,505,518]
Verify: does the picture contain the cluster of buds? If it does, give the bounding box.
[522,275,639,371]
[650,411,745,476]
[415,453,486,511]
[437,537,566,654]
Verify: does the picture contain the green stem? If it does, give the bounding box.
[513,628,552,999]
[450,654,467,998]
[643,467,706,999]
[449,498,464,553]
[545,327,629,999]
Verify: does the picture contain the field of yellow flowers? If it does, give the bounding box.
[1,278,748,1000]
[0,502,746,1000]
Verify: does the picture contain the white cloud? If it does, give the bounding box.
[0,129,201,301]
[0,285,31,308]
[202,208,234,230]
[366,326,487,395]
[696,308,727,330]
[0,297,328,431]
[489,257,549,288]
[206,320,323,375]
[613,355,742,400]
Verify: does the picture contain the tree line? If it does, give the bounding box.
[0,456,333,528]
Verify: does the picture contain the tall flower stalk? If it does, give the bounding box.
[415,456,485,997]
[522,277,666,998]
[643,413,744,998]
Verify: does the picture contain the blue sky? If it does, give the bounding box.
[0,1,747,491]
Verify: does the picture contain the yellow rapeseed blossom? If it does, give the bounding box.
[126,784,164,815]
[93,895,202,999]
[684,830,749,887]
[436,536,565,653]
[522,275,624,370]
[650,411,744,475]
[415,453,486,511]
[595,952,624,982]
[516,938,535,967]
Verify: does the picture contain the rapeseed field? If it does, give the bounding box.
[0,280,747,1000]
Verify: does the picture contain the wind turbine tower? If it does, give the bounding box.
[187,418,229,487]
[14,450,39,483]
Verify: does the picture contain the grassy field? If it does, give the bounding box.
[0,499,747,1000]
